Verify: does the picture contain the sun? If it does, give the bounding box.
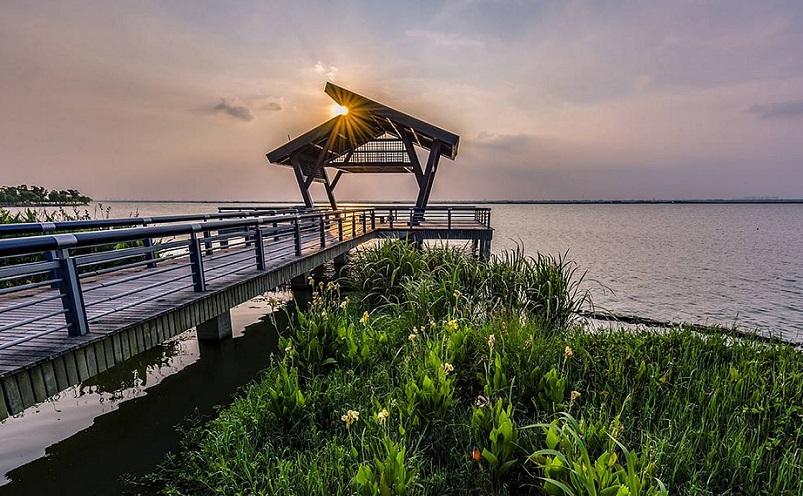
[330,103,348,117]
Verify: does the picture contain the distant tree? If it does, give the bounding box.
[0,185,92,205]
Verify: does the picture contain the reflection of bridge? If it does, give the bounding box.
[0,206,492,418]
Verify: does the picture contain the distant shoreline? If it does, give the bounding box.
[1,202,92,207]
[94,199,803,205]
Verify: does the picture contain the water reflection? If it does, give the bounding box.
[0,292,292,495]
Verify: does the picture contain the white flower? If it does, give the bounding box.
[564,346,574,358]
[570,390,582,402]
[408,333,418,342]
[360,311,370,325]
[341,409,360,428]
[487,334,496,352]
[441,362,454,375]
[376,408,389,425]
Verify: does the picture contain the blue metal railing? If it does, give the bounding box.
[0,206,491,349]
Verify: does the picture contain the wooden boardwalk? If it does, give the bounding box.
[0,207,492,418]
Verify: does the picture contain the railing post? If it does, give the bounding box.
[337,214,344,241]
[203,230,213,255]
[293,217,302,256]
[244,226,252,248]
[447,208,452,230]
[319,215,326,247]
[351,212,356,238]
[361,212,367,233]
[142,218,157,268]
[272,221,279,242]
[189,229,206,292]
[371,210,376,230]
[254,224,266,270]
[50,245,89,337]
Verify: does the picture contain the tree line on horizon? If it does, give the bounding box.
[0,184,92,205]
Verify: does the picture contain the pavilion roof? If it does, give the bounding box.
[266,83,459,179]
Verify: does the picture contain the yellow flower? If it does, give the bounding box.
[284,343,293,354]
[570,390,582,402]
[441,362,454,375]
[564,346,574,358]
[446,319,459,332]
[376,408,389,425]
[453,289,462,299]
[474,395,490,408]
[487,334,496,352]
[360,311,370,325]
[339,297,349,309]
[341,409,360,428]
[408,333,418,342]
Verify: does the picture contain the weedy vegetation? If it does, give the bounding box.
[143,240,803,495]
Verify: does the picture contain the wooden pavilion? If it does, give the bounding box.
[266,83,459,210]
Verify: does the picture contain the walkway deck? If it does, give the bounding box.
[0,207,492,418]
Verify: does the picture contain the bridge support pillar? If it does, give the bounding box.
[197,310,233,341]
[333,252,349,277]
[290,273,310,291]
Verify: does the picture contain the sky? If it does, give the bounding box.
[1,0,802,202]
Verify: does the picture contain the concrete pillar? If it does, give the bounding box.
[197,310,233,341]
[290,272,309,290]
[333,252,349,266]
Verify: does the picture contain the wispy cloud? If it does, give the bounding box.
[474,132,536,150]
[210,98,254,122]
[748,100,803,119]
[313,61,338,80]
[405,29,484,48]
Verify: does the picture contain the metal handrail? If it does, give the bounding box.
[0,206,491,347]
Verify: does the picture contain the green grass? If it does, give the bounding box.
[142,241,803,495]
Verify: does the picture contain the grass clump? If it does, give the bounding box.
[145,241,803,495]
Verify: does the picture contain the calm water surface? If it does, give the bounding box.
[0,295,289,494]
[1,201,801,494]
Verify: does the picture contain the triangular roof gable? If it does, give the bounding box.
[266,83,459,168]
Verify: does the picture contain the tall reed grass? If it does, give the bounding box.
[142,241,802,495]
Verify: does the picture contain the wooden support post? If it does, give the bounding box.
[414,141,442,222]
[322,169,338,210]
[330,170,344,190]
[399,129,424,188]
[189,230,206,292]
[291,154,314,208]
[351,212,356,238]
[337,215,344,241]
[50,245,89,337]
[370,210,376,230]
[319,215,326,247]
